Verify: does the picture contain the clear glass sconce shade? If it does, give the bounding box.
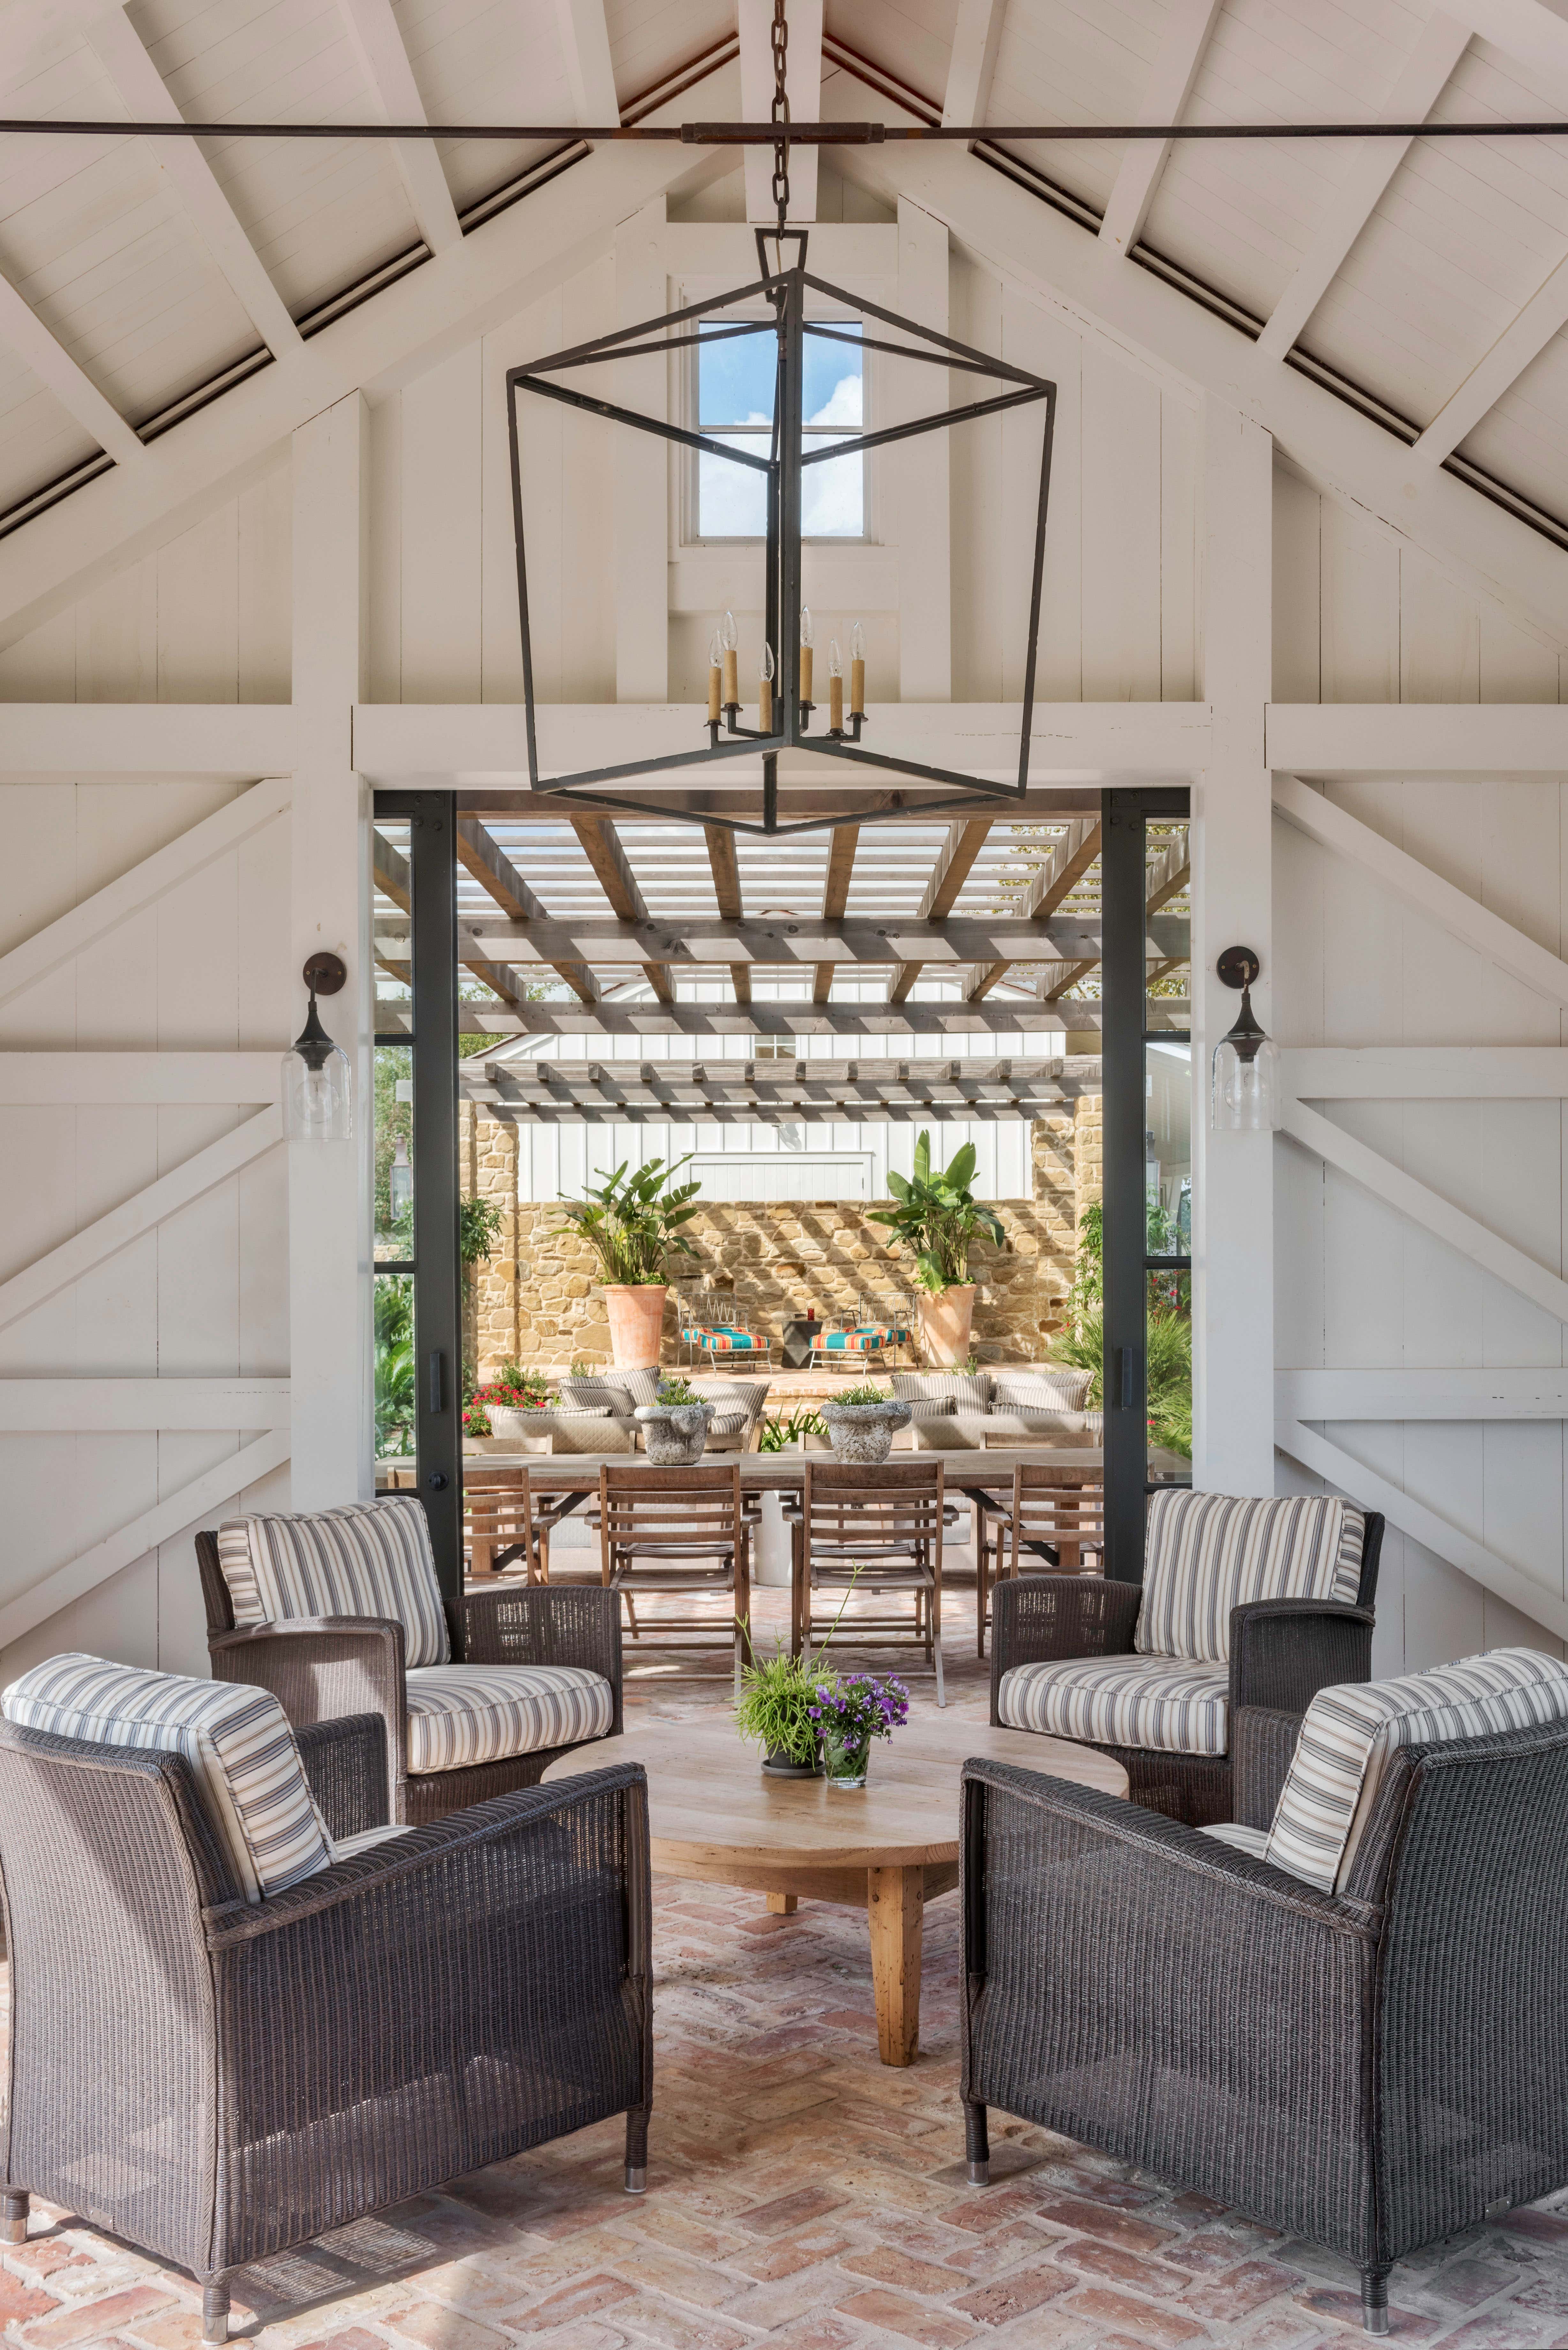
[282,997,352,1141]
[389,1138,413,1219]
[1211,1003,1281,1131]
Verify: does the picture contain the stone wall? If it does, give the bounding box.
[462,1100,1102,1376]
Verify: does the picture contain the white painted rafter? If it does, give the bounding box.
[739,0,821,222]
[0,1053,280,1103]
[1098,0,1225,261]
[85,5,301,355]
[1279,1367,1568,1420]
[333,0,462,253]
[942,0,1004,132]
[0,273,143,469]
[1284,1046,1568,1099]
[1414,248,1568,466]
[0,1379,290,1430]
[1253,12,1471,364]
[553,0,618,129]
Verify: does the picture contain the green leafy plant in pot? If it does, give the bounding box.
[868,1130,1006,1366]
[555,1154,702,1370]
[735,1647,832,1778]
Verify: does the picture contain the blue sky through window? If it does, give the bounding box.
[697,321,863,537]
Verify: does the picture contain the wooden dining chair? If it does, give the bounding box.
[976,1465,1106,1656]
[595,1463,752,1694]
[463,1465,579,1584]
[795,1459,949,1705]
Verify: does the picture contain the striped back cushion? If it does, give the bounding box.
[3,1655,333,1903]
[891,1370,992,1407]
[1267,1649,1568,1893]
[216,1498,449,1666]
[1135,1492,1365,1664]
[560,1371,660,1413]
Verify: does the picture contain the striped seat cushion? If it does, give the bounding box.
[684,1326,764,1352]
[1135,1492,1365,1665]
[998,1655,1230,1756]
[814,1329,896,1352]
[3,1654,333,1902]
[217,1497,449,1667]
[1267,1648,1568,1893]
[403,1664,614,1774]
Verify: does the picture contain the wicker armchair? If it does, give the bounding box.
[0,1709,652,2347]
[197,1528,623,1826]
[959,1669,1568,2334]
[988,1493,1384,1826]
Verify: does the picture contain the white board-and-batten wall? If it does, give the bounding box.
[0,194,1565,1685]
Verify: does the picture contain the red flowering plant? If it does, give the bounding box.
[464,1361,553,1438]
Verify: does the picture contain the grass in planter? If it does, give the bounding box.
[759,1406,828,1451]
[836,1381,894,1407]
[653,1374,701,1406]
[735,1645,832,1765]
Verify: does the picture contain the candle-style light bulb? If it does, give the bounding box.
[720,607,739,708]
[707,628,722,724]
[828,637,844,733]
[799,605,814,708]
[848,620,866,717]
[758,639,775,733]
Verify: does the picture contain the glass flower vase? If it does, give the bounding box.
[824,1733,871,1790]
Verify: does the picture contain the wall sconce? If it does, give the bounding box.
[283,951,352,1141]
[1211,946,1281,1132]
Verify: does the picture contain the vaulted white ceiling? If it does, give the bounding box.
[4,0,1568,571]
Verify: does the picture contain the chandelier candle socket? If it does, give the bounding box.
[720,609,739,713]
[827,639,844,735]
[849,620,866,717]
[707,632,722,725]
[758,640,774,732]
[799,604,814,715]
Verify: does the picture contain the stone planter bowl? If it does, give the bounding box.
[635,1401,714,1466]
[820,1400,913,1466]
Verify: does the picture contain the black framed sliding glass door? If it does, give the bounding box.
[372,791,463,1603]
[1101,787,1192,1584]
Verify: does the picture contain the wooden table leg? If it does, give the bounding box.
[766,1892,798,1915]
[867,1865,923,2066]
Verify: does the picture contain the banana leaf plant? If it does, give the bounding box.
[556,1153,703,1285]
[867,1130,1006,1294]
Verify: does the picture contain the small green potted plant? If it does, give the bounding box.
[868,1130,1006,1367]
[758,1406,830,1453]
[821,1380,911,1466]
[635,1372,715,1465]
[735,1646,832,1778]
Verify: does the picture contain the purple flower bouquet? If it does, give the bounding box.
[808,1673,910,1790]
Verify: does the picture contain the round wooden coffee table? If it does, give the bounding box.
[544,1716,1127,2066]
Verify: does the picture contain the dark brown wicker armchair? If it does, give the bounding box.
[0,1709,652,2347]
[197,1531,623,1825]
[989,1506,1383,1826]
[959,1706,1568,2334]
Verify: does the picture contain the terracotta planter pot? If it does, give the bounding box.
[917,1283,976,1368]
[604,1283,667,1370]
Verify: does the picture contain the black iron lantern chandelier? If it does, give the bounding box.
[503,4,1055,840]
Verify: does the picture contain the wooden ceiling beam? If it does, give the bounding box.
[813,822,860,1005]
[396,913,1189,965]
[960,815,1103,999]
[455,816,598,1003]
[889,816,994,1001]
[942,0,1004,133]
[703,821,752,1007]
[335,0,462,253]
[569,813,673,1003]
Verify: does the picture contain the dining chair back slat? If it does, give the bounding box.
[463,1466,539,1582]
[975,1464,1105,1659]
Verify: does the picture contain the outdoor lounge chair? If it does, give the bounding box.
[960,1645,1568,2335]
[0,1656,652,2347]
[197,1495,622,1824]
[988,1490,1384,1825]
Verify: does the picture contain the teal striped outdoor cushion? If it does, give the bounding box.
[3,1654,334,1902]
[1135,1492,1365,1665]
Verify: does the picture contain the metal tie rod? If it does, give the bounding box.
[7,116,1568,141]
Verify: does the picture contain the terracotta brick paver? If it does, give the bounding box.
[8,1584,1568,2348]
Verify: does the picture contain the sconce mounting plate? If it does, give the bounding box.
[303,951,348,997]
[1217,946,1260,990]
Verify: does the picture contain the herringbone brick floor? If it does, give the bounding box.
[6,1577,1568,2350]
